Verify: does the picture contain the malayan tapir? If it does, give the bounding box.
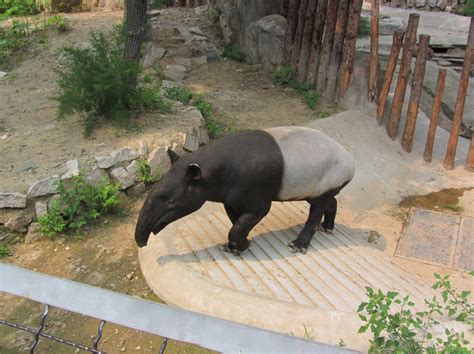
[135,126,355,255]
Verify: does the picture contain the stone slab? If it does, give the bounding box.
[454,218,473,273]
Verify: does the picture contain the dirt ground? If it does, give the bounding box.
[1,5,473,353]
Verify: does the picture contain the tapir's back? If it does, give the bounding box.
[265,127,355,201]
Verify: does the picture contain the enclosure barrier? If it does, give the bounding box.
[0,263,354,353]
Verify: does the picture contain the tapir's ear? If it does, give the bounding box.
[167,149,180,164]
[186,163,202,181]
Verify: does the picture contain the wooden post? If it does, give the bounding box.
[290,0,309,67]
[325,0,350,102]
[466,136,474,172]
[306,0,328,84]
[402,34,430,153]
[423,68,447,162]
[284,0,301,64]
[387,13,419,139]
[443,17,474,170]
[296,0,318,83]
[316,0,340,93]
[338,0,364,99]
[368,0,379,102]
[376,30,405,125]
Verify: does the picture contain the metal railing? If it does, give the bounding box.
[0,263,355,353]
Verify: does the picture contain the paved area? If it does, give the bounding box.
[396,208,473,271]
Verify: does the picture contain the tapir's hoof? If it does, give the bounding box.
[322,227,334,235]
[287,242,307,255]
[223,240,249,256]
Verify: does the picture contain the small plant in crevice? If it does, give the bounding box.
[358,272,473,353]
[194,97,223,138]
[223,44,246,62]
[38,176,121,238]
[0,244,12,258]
[164,85,193,105]
[136,159,160,187]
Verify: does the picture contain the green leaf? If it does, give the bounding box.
[460,290,471,298]
[387,291,399,300]
[426,332,433,340]
[357,302,368,312]
[455,313,466,322]
[359,314,367,322]
[468,270,474,277]
[358,325,368,334]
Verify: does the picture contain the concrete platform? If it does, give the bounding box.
[139,202,439,351]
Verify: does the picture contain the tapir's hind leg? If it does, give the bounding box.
[321,197,337,234]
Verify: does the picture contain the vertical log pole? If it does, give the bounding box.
[290,0,309,67]
[368,0,379,102]
[402,34,430,153]
[466,136,474,172]
[338,0,364,99]
[316,0,340,93]
[296,0,318,82]
[284,0,301,64]
[306,0,328,84]
[443,17,474,170]
[376,30,405,124]
[387,13,419,139]
[325,0,350,102]
[423,68,447,162]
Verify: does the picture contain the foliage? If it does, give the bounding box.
[0,244,12,258]
[38,176,121,238]
[151,0,165,9]
[45,14,69,33]
[207,6,219,24]
[272,66,296,86]
[194,97,223,138]
[164,85,193,104]
[303,91,320,110]
[358,16,371,36]
[458,0,474,15]
[358,273,473,353]
[56,29,171,136]
[136,159,159,187]
[223,44,246,62]
[0,0,39,19]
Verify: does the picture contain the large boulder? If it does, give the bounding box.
[244,15,287,72]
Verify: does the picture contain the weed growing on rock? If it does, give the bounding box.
[194,97,223,138]
[38,176,121,238]
[358,273,473,353]
[164,86,193,104]
[136,159,160,187]
[0,244,12,258]
[223,45,246,62]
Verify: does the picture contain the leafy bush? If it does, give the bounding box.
[0,0,39,18]
[0,244,12,258]
[151,0,165,9]
[46,14,69,33]
[358,16,371,36]
[38,176,121,237]
[358,273,473,353]
[164,85,193,104]
[136,159,159,187]
[459,0,474,15]
[303,91,320,110]
[272,66,296,86]
[56,29,170,136]
[194,97,223,138]
[223,45,246,62]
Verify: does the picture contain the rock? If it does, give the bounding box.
[174,57,192,67]
[192,34,208,41]
[25,223,43,243]
[164,65,187,81]
[127,183,147,197]
[61,159,80,180]
[4,209,34,233]
[416,0,426,7]
[173,26,195,42]
[147,9,160,19]
[142,45,166,68]
[0,71,6,79]
[85,167,109,187]
[183,133,200,152]
[0,193,27,209]
[379,17,405,36]
[189,26,205,36]
[0,133,8,140]
[245,15,287,72]
[34,201,48,218]
[27,176,60,198]
[95,147,139,169]
[407,0,415,7]
[138,141,148,157]
[147,146,170,176]
[194,4,208,15]
[20,159,38,171]
[110,168,135,190]
[427,0,437,7]
[192,56,208,65]
[126,160,140,182]
[207,51,220,63]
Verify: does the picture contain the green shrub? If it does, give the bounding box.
[194,97,223,138]
[358,272,473,353]
[136,159,160,187]
[0,0,39,18]
[151,0,165,9]
[45,14,69,33]
[358,16,371,36]
[38,176,121,238]
[223,44,246,62]
[303,91,320,110]
[272,66,296,86]
[164,85,193,104]
[0,244,12,258]
[459,0,474,15]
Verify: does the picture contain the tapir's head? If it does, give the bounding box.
[135,150,206,248]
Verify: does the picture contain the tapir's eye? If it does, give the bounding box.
[167,199,175,207]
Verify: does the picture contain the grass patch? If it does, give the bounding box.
[38,176,121,238]
[0,244,12,258]
[164,85,193,104]
[223,44,246,62]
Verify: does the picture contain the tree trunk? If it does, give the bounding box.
[324,0,349,102]
[284,0,301,64]
[290,0,309,67]
[296,0,318,83]
[316,0,339,94]
[123,0,148,63]
[337,0,363,99]
[368,0,379,102]
[306,0,328,84]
